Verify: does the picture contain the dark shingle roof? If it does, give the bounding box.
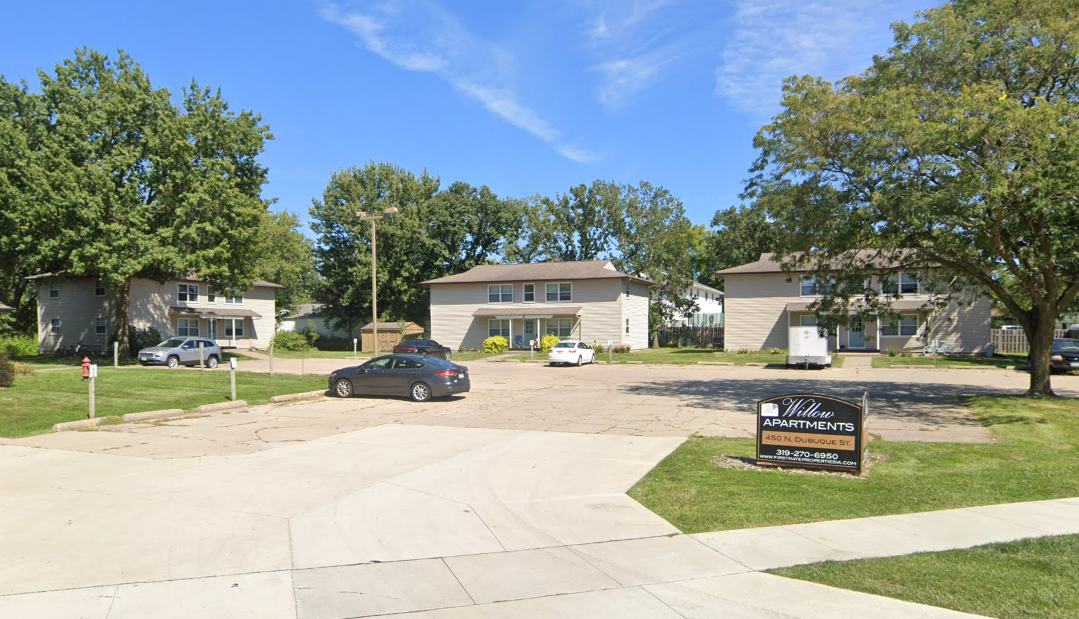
[25,273,284,289]
[422,261,653,286]
[717,251,917,276]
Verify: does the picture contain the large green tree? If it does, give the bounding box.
[697,203,781,290]
[255,211,319,314]
[747,0,1079,396]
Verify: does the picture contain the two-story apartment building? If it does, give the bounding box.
[28,274,281,352]
[673,281,724,327]
[717,253,991,353]
[422,261,652,351]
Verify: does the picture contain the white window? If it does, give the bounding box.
[94,279,105,297]
[800,276,834,296]
[50,318,61,335]
[95,317,108,335]
[799,315,817,327]
[625,284,630,299]
[488,319,510,338]
[224,321,244,337]
[225,292,243,304]
[881,314,919,337]
[546,318,572,338]
[207,288,216,303]
[49,283,60,299]
[882,272,919,295]
[178,284,199,302]
[488,284,512,303]
[523,283,535,303]
[546,282,572,302]
[177,318,199,337]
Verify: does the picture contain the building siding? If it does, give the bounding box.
[430,278,649,350]
[723,272,990,353]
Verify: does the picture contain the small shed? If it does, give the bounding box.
[361,321,425,353]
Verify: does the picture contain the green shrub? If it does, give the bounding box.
[271,330,310,351]
[314,336,354,351]
[0,354,14,388]
[0,334,37,358]
[888,348,899,357]
[768,347,785,355]
[593,342,607,354]
[539,334,560,353]
[483,336,509,353]
[612,344,632,354]
[129,327,162,356]
[736,348,752,355]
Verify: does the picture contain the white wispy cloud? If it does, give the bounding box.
[578,0,718,109]
[319,1,596,163]
[715,0,912,114]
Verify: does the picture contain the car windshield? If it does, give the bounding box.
[156,338,186,348]
[552,342,578,348]
[1053,339,1079,351]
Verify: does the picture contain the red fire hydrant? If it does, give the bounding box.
[81,357,91,381]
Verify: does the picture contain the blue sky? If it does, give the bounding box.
[1,0,937,235]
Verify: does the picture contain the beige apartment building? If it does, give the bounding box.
[29,274,281,352]
[423,261,652,351]
[718,253,991,353]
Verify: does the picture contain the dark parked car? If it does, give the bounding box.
[138,337,222,369]
[1051,338,1079,374]
[329,354,470,402]
[393,339,453,361]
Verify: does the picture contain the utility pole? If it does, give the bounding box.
[356,206,399,354]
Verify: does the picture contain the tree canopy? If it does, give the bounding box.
[746,0,1079,395]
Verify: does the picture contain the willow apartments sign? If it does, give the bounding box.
[756,393,869,475]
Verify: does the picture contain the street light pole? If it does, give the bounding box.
[356,206,398,354]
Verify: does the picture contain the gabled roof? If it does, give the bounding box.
[25,273,284,289]
[716,251,917,276]
[422,260,654,286]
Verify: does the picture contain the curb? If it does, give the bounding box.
[697,361,735,366]
[270,390,327,403]
[194,400,248,414]
[121,409,187,423]
[53,418,112,432]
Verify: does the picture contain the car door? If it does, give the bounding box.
[388,357,426,395]
[353,356,394,395]
[179,339,198,364]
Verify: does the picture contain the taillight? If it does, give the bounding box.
[1052,355,1064,362]
[398,347,417,353]
[436,370,458,377]
[569,349,577,353]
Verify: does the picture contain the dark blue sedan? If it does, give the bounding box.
[329,354,470,402]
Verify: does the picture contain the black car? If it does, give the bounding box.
[393,339,453,361]
[1051,338,1079,374]
[329,354,470,402]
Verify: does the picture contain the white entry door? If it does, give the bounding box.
[523,320,536,347]
[848,318,866,349]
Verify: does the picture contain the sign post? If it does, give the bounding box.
[353,338,358,357]
[198,341,205,369]
[608,340,613,363]
[88,364,98,419]
[113,341,119,368]
[269,342,274,375]
[229,357,237,401]
[756,392,869,475]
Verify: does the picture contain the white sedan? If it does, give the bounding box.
[548,340,596,366]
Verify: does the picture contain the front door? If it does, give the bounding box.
[848,318,866,349]
[207,320,218,342]
[523,320,536,348]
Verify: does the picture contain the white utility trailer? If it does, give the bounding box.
[787,326,832,368]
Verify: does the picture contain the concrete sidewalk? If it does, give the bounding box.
[1,422,1077,618]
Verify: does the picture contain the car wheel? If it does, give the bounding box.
[166,355,179,369]
[576,356,583,367]
[444,351,452,362]
[206,355,219,369]
[334,378,353,398]
[410,382,431,402]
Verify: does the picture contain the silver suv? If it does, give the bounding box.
[138,337,222,369]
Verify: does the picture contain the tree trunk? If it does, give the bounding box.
[1025,309,1056,397]
[114,277,132,359]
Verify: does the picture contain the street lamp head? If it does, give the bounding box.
[355,211,368,218]
[383,207,399,216]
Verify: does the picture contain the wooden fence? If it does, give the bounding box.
[653,325,725,349]
[990,329,1067,354]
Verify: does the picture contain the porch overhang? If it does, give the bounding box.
[784,300,929,313]
[471,305,582,320]
[168,306,262,319]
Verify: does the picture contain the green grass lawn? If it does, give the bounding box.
[452,350,532,362]
[0,367,328,438]
[629,396,1079,533]
[872,354,1026,369]
[614,347,789,365]
[256,348,371,360]
[771,534,1079,619]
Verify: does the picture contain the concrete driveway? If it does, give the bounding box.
[2,361,1076,617]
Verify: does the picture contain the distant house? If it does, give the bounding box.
[717,253,990,353]
[672,281,724,327]
[28,274,282,352]
[422,260,653,351]
[276,303,349,339]
[0,303,12,312]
